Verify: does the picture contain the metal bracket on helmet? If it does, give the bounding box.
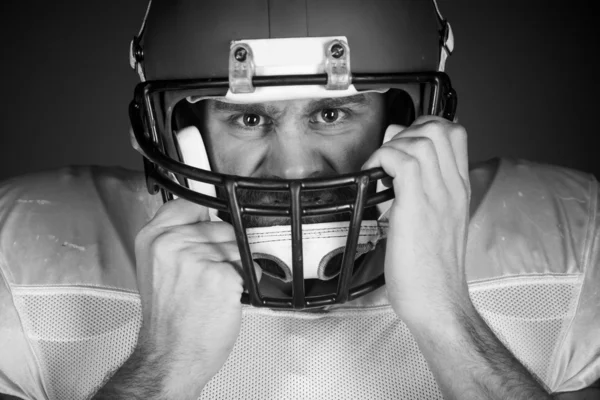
[129,36,146,81]
[325,39,352,90]
[229,43,255,94]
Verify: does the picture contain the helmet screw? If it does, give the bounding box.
[134,46,144,62]
[234,47,247,62]
[330,43,344,59]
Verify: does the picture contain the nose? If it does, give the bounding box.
[263,135,325,180]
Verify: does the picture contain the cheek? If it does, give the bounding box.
[210,140,261,175]
[200,118,254,175]
[205,133,265,176]
[337,100,387,172]
[350,135,381,170]
[340,115,386,172]
[322,132,380,174]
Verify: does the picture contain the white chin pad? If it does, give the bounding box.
[174,126,220,221]
[375,124,406,220]
[248,221,387,282]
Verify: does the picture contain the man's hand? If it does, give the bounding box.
[362,116,471,326]
[96,198,256,399]
[362,117,552,399]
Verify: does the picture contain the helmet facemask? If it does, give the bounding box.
[129,2,456,309]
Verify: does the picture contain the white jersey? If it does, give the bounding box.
[0,158,599,399]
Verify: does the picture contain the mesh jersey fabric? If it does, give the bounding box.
[0,158,599,399]
[200,276,581,400]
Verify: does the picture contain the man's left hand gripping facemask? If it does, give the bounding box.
[135,124,402,283]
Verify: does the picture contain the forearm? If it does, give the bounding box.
[407,303,553,400]
[92,344,163,400]
[92,333,213,400]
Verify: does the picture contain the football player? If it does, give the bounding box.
[0,1,598,399]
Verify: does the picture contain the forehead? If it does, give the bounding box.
[206,93,381,115]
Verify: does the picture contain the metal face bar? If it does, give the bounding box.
[143,164,393,217]
[365,187,394,207]
[336,175,370,304]
[260,297,294,308]
[224,179,262,306]
[443,89,457,120]
[428,75,441,115]
[290,182,306,309]
[254,74,327,87]
[135,72,451,96]
[348,274,386,301]
[149,169,229,212]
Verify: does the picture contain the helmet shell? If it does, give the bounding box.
[142,0,442,80]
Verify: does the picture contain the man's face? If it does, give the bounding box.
[196,93,387,227]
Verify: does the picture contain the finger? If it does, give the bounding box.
[362,147,424,206]
[180,241,262,284]
[231,260,264,285]
[216,259,263,297]
[381,137,447,199]
[405,116,465,193]
[414,115,470,185]
[202,261,245,294]
[447,125,470,190]
[170,221,237,244]
[152,198,210,228]
[181,240,242,264]
[378,124,406,188]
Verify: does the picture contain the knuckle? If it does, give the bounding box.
[203,262,243,286]
[176,246,200,266]
[422,119,445,133]
[410,137,435,157]
[413,115,438,125]
[199,221,236,242]
[378,145,393,156]
[205,242,237,263]
[389,130,405,141]
[135,222,166,255]
[136,217,161,241]
[215,221,236,238]
[402,153,420,172]
[152,199,178,219]
[149,230,177,258]
[450,124,468,142]
[134,225,151,248]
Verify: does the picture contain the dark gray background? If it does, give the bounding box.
[0,1,597,182]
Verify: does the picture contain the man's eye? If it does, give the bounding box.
[321,109,339,123]
[314,108,348,125]
[228,113,271,133]
[242,113,262,127]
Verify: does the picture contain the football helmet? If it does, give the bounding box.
[128,0,457,309]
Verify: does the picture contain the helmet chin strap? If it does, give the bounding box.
[174,125,404,281]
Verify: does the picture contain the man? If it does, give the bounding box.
[0,1,598,399]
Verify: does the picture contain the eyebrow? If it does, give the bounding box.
[210,93,371,116]
[306,94,371,112]
[211,101,282,118]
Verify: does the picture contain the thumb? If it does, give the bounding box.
[153,198,211,227]
[234,260,263,296]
